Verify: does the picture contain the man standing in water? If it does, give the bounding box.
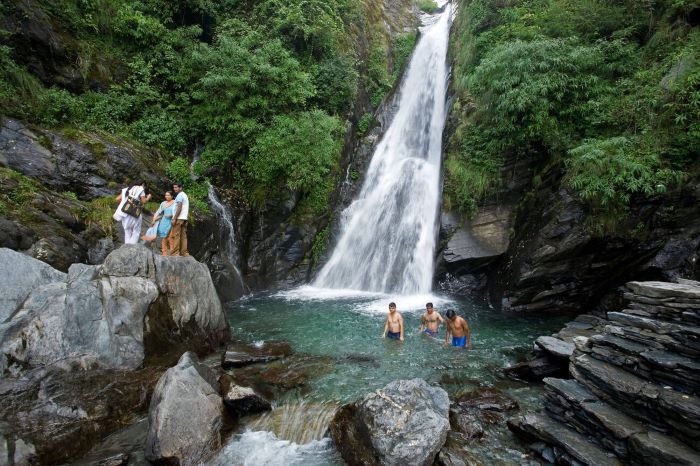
[444,309,470,348]
[419,302,443,337]
[382,302,404,341]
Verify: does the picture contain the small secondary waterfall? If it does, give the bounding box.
[208,185,245,291]
[314,4,451,294]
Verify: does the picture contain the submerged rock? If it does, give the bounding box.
[0,245,229,375]
[145,352,223,466]
[221,340,292,368]
[435,431,484,466]
[455,387,519,413]
[330,378,450,466]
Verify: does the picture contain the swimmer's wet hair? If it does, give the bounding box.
[446,309,456,319]
[426,302,433,308]
[389,302,396,308]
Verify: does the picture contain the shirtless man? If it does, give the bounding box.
[419,302,444,337]
[444,309,470,348]
[381,302,404,341]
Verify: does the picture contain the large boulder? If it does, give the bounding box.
[0,245,229,375]
[330,379,450,466]
[0,248,66,323]
[145,352,223,466]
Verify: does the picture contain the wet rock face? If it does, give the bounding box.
[330,378,450,466]
[0,245,229,375]
[491,176,700,313]
[145,352,223,466]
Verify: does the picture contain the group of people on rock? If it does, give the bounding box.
[113,180,190,256]
[382,302,471,348]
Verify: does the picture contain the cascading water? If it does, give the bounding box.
[314,3,451,294]
[208,185,245,292]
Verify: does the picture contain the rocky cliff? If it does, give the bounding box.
[509,280,700,465]
[437,157,700,313]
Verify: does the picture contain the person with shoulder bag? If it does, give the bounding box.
[113,180,152,244]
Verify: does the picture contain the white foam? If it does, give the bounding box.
[278,286,456,316]
[208,431,336,466]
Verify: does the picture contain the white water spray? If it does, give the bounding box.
[314,4,452,294]
[208,185,245,290]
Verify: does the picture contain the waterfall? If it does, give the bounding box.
[247,402,338,444]
[314,3,452,294]
[208,185,245,291]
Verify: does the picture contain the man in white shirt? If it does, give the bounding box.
[169,182,190,256]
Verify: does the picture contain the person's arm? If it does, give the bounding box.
[399,314,404,341]
[419,314,425,333]
[444,322,451,346]
[382,317,388,338]
[152,204,164,225]
[465,320,471,348]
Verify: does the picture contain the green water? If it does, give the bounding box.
[213,288,567,465]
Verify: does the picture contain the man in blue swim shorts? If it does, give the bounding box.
[381,302,404,341]
[444,309,470,349]
[419,302,444,337]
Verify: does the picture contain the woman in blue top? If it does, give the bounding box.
[151,191,177,255]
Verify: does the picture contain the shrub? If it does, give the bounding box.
[417,0,439,14]
[129,108,186,153]
[392,31,418,81]
[313,54,359,115]
[565,137,685,209]
[311,226,329,263]
[245,110,343,204]
[357,113,373,135]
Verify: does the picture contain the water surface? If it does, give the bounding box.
[214,290,566,465]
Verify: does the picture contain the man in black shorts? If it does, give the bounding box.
[381,302,404,341]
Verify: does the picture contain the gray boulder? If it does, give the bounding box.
[0,248,66,323]
[0,245,229,375]
[330,378,450,466]
[145,352,223,466]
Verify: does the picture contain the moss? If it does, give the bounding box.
[311,226,330,263]
[85,196,117,234]
[37,133,54,151]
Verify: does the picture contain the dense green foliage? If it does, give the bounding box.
[418,0,440,14]
[0,0,418,216]
[446,0,699,221]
